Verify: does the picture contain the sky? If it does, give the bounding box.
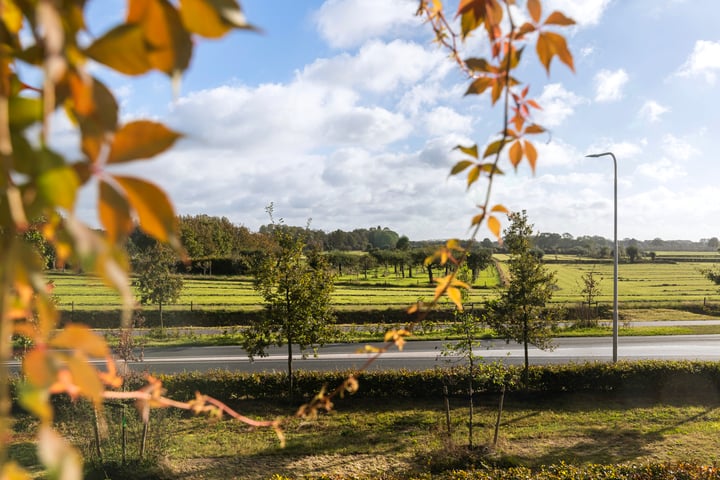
[68,0,720,242]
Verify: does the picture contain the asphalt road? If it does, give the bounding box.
[8,335,718,375]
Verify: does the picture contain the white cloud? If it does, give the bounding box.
[422,107,473,136]
[676,40,720,84]
[636,159,686,182]
[314,0,419,49]
[661,134,699,161]
[544,0,612,27]
[637,100,669,123]
[534,83,587,127]
[300,40,446,93]
[594,69,628,102]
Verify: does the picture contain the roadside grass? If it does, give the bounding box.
[16,393,720,479]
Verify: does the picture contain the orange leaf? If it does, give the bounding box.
[112,175,178,245]
[508,140,523,168]
[527,0,541,23]
[525,140,538,173]
[487,215,502,240]
[465,57,490,72]
[23,349,54,388]
[141,0,193,75]
[544,11,575,26]
[99,180,134,243]
[50,324,109,358]
[108,120,182,164]
[525,123,545,134]
[536,31,574,73]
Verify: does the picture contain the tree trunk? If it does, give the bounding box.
[159,300,164,331]
[287,335,293,402]
[140,417,149,459]
[468,356,474,449]
[493,384,506,446]
[522,315,529,383]
[427,265,433,284]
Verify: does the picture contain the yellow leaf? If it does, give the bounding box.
[447,287,463,311]
[50,324,109,358]
[525,140,538,172]
[85,24,153,75]
[357,345,381,354]
[508,140,523,168]
[450,160,474,176]
[1,2,23,34]
[180,0,230,38]
[37,166,80,210]
[471,213,484,226]
[446,239,462,250]
[0,461,32,480]
[490,204,509,214]
[488,215,502,240]
[467,165,481,189]
[112,175,178,245]
[108,120,182,164]
[99,180,134,244]
[483,138,506,158]
[66,355,104,404]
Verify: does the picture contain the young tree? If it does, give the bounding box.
[487,211,558,380]
[442,266,485,448]
[578,269,603,326]
[626,245,640,263]
[243,224,335,399]
[133,243,184,331]
[701,266,720,292]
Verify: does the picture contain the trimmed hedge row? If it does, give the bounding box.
[269,463,720,479]
[143,360,720,404]
[58,307,451,328]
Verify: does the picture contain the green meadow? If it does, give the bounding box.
[48,252,720,316]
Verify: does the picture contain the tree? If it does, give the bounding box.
[626,245,640,263]
[578,269,603,326]
[441,266,485,448]
[701,266,720,292]
[243,220,335,399]
[466,247,493,283]
[133,243,184,331]
[487,211,558,380]
[708,237,719,250]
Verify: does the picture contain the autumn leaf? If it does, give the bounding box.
[509,140,523,168]
[453,143,479,159]
[450,160,474,176]
[466,165,481,189]
[107,120,182,164]
[37,166,80,210]
[112,175,178,245]
[487,215,502,240]
[180,0,256,38]
[99,180,134,243]
[85,24,153,75]
[50,324,109,358]
[465,76,492,95]
[536,31,575,74]
[490,204,509,214]
[544,11,576,26]
[527,0,541,23]
[525,140,538,172]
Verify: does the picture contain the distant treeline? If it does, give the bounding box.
[32,214,717,274]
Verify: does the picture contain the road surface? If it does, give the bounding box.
[8,335,720,374]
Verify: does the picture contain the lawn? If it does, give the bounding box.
[15,392,720,479]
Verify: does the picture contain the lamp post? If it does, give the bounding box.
[586,152,618,362]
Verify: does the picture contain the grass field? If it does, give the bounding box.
[48,252,720,315]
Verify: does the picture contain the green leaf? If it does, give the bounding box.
[37,166,80,210]
[483,139,506,158]
[9,96,42,129]
[450,160,474,176]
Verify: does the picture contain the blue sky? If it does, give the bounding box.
[71,0,720,242]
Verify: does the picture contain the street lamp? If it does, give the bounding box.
[586,151,618,363]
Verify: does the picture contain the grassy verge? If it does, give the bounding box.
[14,393,720,479]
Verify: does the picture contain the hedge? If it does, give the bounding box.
[268,463,720,479]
